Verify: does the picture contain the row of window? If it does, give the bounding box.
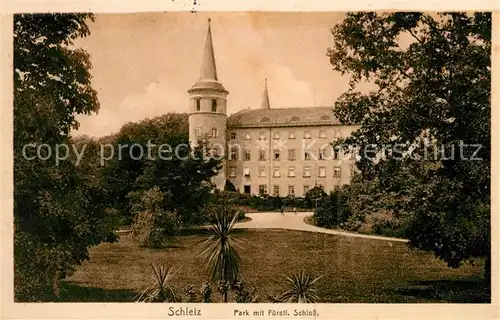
[231,130,342,141]
[194,98,218,112]
[256,184,324,196]
[229,166,343,178]
[194,129,342,140]
[194,128,219,138]
[230,148,343,161]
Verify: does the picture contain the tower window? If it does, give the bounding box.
[195,99,201,111]
[212,99,217,112]
[230,132,236,140]
[194,128,201,137]
[211,128,218,138]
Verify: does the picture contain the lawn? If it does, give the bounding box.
[61,229,489,303]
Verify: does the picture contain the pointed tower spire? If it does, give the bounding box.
[261,78,271,109]
[199,18,218,81]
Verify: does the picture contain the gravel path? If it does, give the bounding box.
[235,211,408,243]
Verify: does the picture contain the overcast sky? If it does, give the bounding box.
[73,12,370,137]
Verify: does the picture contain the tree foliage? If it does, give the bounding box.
[328,12,490,277]
[130,186,182,248]
[100,113,221,226]
[13,13,117,301]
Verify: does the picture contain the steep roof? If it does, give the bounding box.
[188,18,228,94]
[199,18,217,81]
[261,78,270,110]
[228,106,341,128]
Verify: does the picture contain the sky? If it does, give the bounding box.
[73,12,368,138]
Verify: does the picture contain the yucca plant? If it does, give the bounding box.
[278,271,322,303]
[199,205,243,302]
[135,262,178,302]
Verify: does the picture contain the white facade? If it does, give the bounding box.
[188,20,359,195]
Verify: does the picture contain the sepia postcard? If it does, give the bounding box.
[1,2,499,320]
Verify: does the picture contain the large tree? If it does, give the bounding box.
[101,113,222,226]
[328,13,491,281]
[14,14,117,301]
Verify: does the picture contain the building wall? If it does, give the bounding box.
[226,124,361,197]
[188,91,228,190]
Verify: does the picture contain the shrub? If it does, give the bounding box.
[371,213,408,238]
[305,186,327,208]
[200,281,212,302]
[131,210,163,248]
[130,187,182,248]
[231,280,259,303]
[182,285,197,302]
[342,213,365,231]
[313,188,350,228]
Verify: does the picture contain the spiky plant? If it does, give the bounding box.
[135,262,178,302]
[199,205,242,302]
[278,271,322,303]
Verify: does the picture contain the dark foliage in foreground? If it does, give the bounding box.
[328,12,491,281]
[14,13,118,301]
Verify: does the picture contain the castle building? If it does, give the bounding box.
[188,20,360,197]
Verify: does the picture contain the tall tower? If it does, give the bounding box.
[188,18,229,190]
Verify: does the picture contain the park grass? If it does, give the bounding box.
[61,229,489,303]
